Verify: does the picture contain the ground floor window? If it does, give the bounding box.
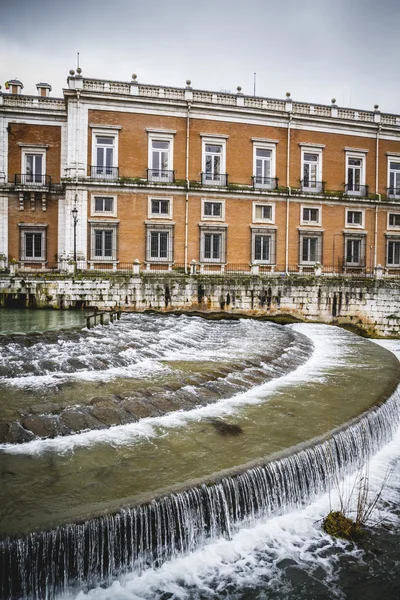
[146,224,174,262]
[90,222,118,260]
[344,235,365,266]
[200,226,227,263]
[251,228,276,264]
[387,239,400,266]
[19,226,47,261]
[299,231,322,264]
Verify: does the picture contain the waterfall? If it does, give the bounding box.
[1,391,399,600]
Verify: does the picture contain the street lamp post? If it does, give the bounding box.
[72,205,78,269]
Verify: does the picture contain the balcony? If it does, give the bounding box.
[300,180,325,194]
[201,172,228,187]
[147,169,175,183]
[14,174,51,189]
[252,176,278,190]
[90,166,119,180]
[345,183,369,197]
[387,186,400,199]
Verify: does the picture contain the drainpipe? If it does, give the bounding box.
[184,102,191,274]
[285,113,293,273]
[374,124,382,270]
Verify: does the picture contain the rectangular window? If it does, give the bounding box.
[201,199,224,220]
[152,140,170,173]
[151,199,170,215]
[254,235,270,262]
[25,233,43,258]
[389,161,400,197]
[202,137,227,186]
[346,239,361,265]
[388,240,400,266]
[346,210,363,227]
[150,231,169,259]
[302,153,319,189]
[94,230,113,258]
[95,136,114,176]
[302,237,317,262]
[25,154,43,183]
[200,227,226,263]
[94,197,114,213]
[20,227,46,261]
[255,148,272,182]
[146,225,174,262]
[254,204,273,222]
[346,154,366,195]
[204,202,222,217]
[90,224,117,260]
[389,213,400,228]
[302,207,320,224]
[204,233,221,260]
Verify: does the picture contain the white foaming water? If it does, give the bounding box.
[1,324,352,455]
[0,317,281,389]
[67,339,400,600]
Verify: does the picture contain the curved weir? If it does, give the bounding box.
[0,318,399,599]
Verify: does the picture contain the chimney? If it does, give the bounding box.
[5,79,24,94]
[36,82,52,97]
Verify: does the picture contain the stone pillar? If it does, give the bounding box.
[66,96,88,178]
[0,196,8,262]
[375,264,384,279]
[251,264,259,275]
[61,188,88,265]
[133,259,141,275]
[190,259,197,275]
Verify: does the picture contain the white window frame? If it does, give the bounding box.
[252,141,276,188]
[201,199,225,221]
[19,224,47,261]
[21,147,46,184]
[148,196,173,219]
[252,202,275,224]
[147,131,175,182]
[201,135,227,186]
[300,205,322,226]
[300,146,323,192]
[387,212,400,230]
[387,156,400,198]
[91,127,119,175]
[386,235,400,267]
[299,230,323,265]
[91,194,117,217]
[89,221,118,261]
[251,227,276,264]
[345,150,367,196]
[145,223,174,263]
[345,208,365,229]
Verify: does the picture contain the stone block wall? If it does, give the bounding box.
[1,274,400,337]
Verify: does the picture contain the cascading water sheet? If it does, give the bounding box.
[0,315,399,600]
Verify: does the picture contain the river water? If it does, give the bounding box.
[0,310,400,599]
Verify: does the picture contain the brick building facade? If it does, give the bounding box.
[2,72,400,274]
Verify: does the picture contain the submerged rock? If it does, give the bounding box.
[207,418,244,437]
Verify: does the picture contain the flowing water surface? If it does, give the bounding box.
[0,311,400,599]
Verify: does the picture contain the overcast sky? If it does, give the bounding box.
[2,0,400,113]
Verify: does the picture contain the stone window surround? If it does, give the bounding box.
[148,196,173,219]
[18,222,48,262]
[88,219,119,261]
[250,225,277,264]
[91,194,117,217]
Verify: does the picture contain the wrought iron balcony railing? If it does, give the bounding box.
[387,186,400,198]
[345,183,369,197]
[14,174,51,187]
[147,169,175,183]
[90,166,119,180]
[300,180,325,193]
[252,176,278,190]
[201,172,228,186]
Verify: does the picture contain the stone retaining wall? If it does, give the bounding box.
[1,274,400,336]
